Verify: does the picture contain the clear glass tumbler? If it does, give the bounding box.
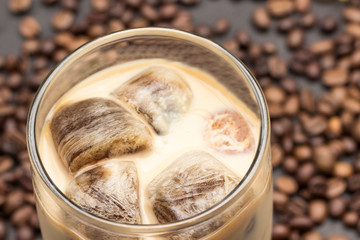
[27,28,272,240]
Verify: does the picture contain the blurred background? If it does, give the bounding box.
[0,0,359,239]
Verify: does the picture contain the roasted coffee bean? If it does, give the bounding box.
[314,145,336,174]
[9,0,32,14]
[303,231,323,240]
[213,18,230,35]
[3,189,25,215]
[272,224,290,240]
[326,235,349,240]
[326,178,347,199]
[91,0,109,12]
[301,12,317,29]
[305,62,321,80]
[297,163,316,186]
[11,205,34,227]
[287,28,304,49]
[276,176,298,195]
[283,156,298,174]
[294,145,312,162]
[268,56,287,79]
[308,176,327,197]
[310,40,334,55]
[272,143,284,167]
[286,196,308,216]
[274,191,289,208]
[52,10,75,31]
[334,162,354,178]
[290,216,314,231]
[267,0,294,18]
[329,197,347,218]
[19,16,41,39]
[343,7,360,23]
[309,200,328,224]
[252,8,270,30]
[320,16,338,33]
[16,225,34,240]
[342,211,359,227]
[277,17,297,33]
[295,0,310,13]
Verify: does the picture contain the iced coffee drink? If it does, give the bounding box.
[27,28,272,240]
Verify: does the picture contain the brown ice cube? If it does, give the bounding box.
[147,150,240,223]
[203,110,253,154]
[67,161,141,223]
[50,97,152,172]
[112,66,193,135]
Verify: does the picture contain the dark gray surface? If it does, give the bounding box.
[0,0,358,239]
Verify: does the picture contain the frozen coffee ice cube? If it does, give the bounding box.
[204,110,253,154]
[112,66,193,134]
[50,97,152,172]
[67,161,140,223]
[148,150,240,223]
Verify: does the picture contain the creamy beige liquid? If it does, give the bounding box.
[39,59,260,225]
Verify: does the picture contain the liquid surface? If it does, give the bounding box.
[39,59,260,224]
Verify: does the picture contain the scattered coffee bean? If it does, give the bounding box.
[329,197,347,218]
[252,8,270,30]
[276,176,299,195]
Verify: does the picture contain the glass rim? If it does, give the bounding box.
[26,27,270,233]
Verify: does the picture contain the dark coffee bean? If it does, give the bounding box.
[61,0,78,11]
[91,0,109,12]
[268,56,287,79]
[276,176,298,195]
[342,97,360,114]
[346,23,360,38]
[40,39,56,56]
[294,145,312,162]
[343,7,360,23]
[308,176,327,197]
[277,17,296,33]
[326,178,347,199]
[272,224,290,240]
[252,8,270,30]
[301,12,317,29]
[271,143,284,167]
[235,30,251,48]
[280,77,298,93]
[309,200,328,224]
[334,162,354,178]
[22,39,40,55]
[320,54,336,70]
[342,136,357,154]
[295,0,310,13]
[303,231,323,240]
[19,16,41,39]
[286,196,308,216]
[343,211,359,227]
[301,114,327,136]
[283,157,298,174]
[290,216,314,231]
[320,16,338,33]
[8,0,32,14]
[140,4,159,22]
[310,40,334,56]
[0,220,6,239]
[289,231,300,240]
[274,191,289,208]
[305,62,321,80]
[314,145,335,174]
[159,4,178,20]
[52,10,75,31]
[6,73,22,89]
[16,225,34,240]
[267,0,294,18]
[213,18,230,36]
[4,54,21,71]
[329,197,347,218]
[195,24,212,38]
[3,189,25,215]
[264,86,286,104]
[348,174,360,192]
[87,24,106,38]
[327,235,349,240]
[11,205,34,227]
[287,28,304,49]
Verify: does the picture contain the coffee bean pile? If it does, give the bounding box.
[0,0,359,239]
